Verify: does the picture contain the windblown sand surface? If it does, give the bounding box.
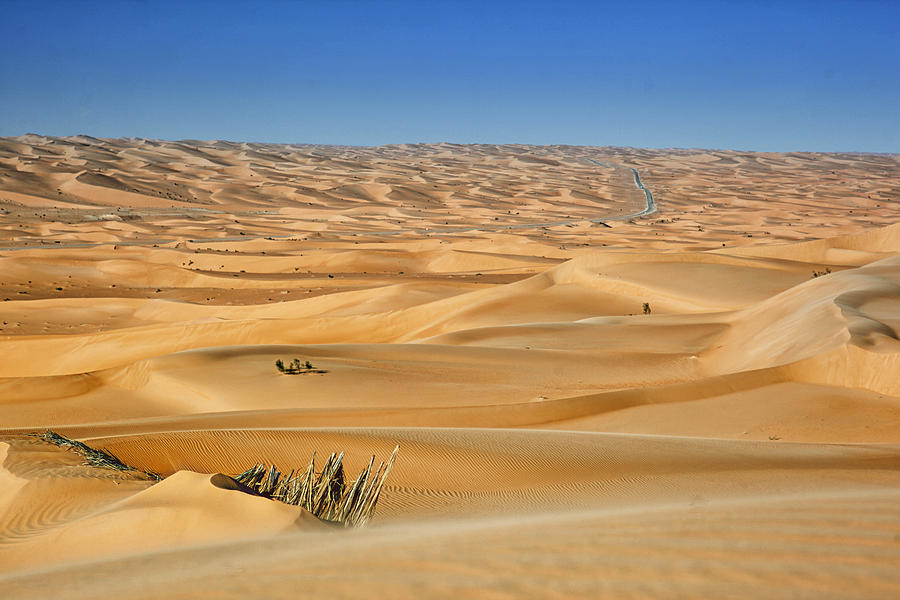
[1,136,899,598]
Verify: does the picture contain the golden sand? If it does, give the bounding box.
[1,136,899,598]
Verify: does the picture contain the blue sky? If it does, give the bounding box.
[1,0,897,151]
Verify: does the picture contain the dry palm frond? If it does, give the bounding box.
[233,445,399,527]
[33,430,161,481]
[33,430,396,528]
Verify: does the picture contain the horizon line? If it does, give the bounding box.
[5,133,898,157]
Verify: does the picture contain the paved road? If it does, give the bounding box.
[628,166,657,216]
[586,159,655,219]
[0,159,656,251]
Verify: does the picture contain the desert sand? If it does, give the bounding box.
[1,135,899,598]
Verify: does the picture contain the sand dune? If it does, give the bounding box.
[1,137,899,598]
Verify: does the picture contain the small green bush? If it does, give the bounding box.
[276,357,316,374]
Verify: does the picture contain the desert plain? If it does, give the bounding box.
[0,135,899,598]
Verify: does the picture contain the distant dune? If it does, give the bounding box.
[1,137,899,598]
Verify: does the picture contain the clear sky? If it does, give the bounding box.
[1,0,897,151]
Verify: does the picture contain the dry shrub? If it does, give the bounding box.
[233,446,399,527]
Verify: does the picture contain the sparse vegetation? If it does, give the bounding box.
[33,430,161,481]
[812,267,832,278]
[275,357,321,374]
[33,430,397,528]
[233,446,399,527]
[642,302,652,315]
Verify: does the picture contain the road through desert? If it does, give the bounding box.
[1,136,899,598]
